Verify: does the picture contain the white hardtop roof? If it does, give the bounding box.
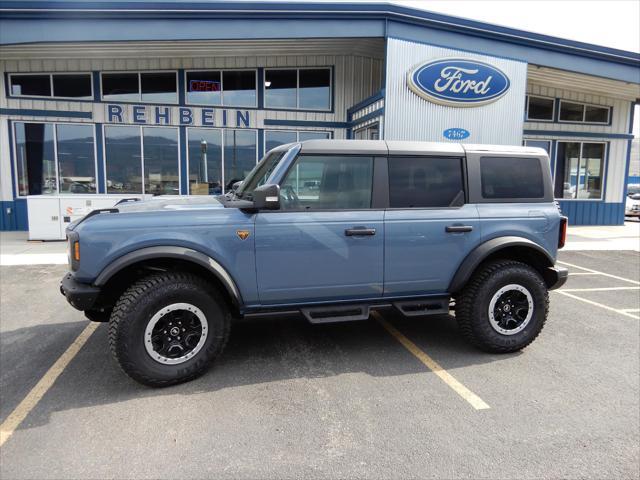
[297,139,546,156]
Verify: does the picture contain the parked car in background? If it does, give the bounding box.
[626,184,640,217]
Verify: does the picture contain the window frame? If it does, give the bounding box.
[102,123,182,195]
[185,127,259,195]
[12,120,99,198]
[263,66,333,112]
[558,99,611,125]
[525,95,555,122]
[100,70,179,105]
[263,129,332,154]
[8,72,94,101]
[553,140,607,201]
[183,68,258,108]
[386,155,467,210]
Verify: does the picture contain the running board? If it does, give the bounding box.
[393,297,450,317]
[301,304,371,324]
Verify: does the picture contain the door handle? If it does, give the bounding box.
[445,225,473,233]
[345,227,376,236]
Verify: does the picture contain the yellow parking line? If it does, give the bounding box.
[373,312,490,410]
[558,261,640,285]
[561,287,640,292]
[0,322,99,447]
[554,291,640,320]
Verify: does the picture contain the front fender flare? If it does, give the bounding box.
[448,236,555,293]
[94,246,242,307]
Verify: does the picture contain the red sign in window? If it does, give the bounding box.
[189,80,221,92]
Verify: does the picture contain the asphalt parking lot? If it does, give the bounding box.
[0,250,638,479]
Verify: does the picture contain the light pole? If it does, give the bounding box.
[200,139,208,183]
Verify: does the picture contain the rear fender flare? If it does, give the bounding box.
[448,236,554,293]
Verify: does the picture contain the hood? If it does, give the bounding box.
[116,195,225,213]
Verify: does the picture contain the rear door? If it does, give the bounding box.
[383,155,480,295]
[255,154,384,305]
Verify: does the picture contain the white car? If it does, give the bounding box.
[625,184,640,217]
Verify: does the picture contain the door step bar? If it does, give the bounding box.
[299,296,451,324]
[393,298,450,317]
[301,304,371,324]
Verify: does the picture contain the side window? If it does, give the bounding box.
[388,157,464,208]
[280,155,373,210]
[480,156,544,199]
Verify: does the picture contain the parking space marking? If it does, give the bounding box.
[621,308,640,313]
[558,261,640,285]
[566,272,602,276]
[561,287,640,292]
[0,322,98,447]
[373,313,490,411]
[554,291,640,320]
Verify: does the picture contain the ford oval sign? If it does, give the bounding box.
[443,128,470,140]
[408,58,510,107]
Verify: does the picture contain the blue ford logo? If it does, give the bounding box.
[408,58,510,107]
[443,128,470,140]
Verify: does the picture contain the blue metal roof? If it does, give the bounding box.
[1,1,639,82]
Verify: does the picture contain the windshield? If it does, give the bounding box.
[235,150,286,199]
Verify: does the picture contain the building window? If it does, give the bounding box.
[280,155,373,210]
[555,142,606,200]
[143,127,180,195]
[264,130,331,153]
[264,67,332,111]
[559,100,610,124]
[224,129,258,189]
[104,125,180,195]
[14,122,96,196]
[101,72,178,104]
[354,123,380,140]
[56,124,97,194]
[185,70,257,107]
[187,128,223,195]
[10,73,92,99]
[389,157,464,208]
[526,96,554,121]
[187,128,258,195]
[523,139,551,154]
[104,126,142,194]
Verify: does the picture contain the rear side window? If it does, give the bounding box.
[480,156,544,199]
[389,157,464,208]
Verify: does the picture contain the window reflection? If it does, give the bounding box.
[188,128,223,195]
[104,125,142,194]
[224,129,257,191]
[57,124,96,193]
[15,122,57,195]
[143,127,179,195]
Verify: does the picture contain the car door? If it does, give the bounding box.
[384,155,481,296]
[255,153,384,305]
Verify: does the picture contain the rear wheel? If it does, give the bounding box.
[455,260,548,353]
[109,272,230,387]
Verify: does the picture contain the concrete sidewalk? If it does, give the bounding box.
[0,221,638,266]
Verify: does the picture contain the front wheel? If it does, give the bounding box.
[108,272,230,387]
[455,260,549,353]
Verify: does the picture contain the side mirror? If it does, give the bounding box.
[231,180,243,192]
[252,183,280,210]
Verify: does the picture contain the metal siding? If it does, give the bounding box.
[384,38,527,145]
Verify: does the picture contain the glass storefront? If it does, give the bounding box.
[104,125,143,194]
[15,122,96,196]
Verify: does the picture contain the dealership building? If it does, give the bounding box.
[1,1,639,238]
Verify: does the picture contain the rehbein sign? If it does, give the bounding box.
[408,58,510,107]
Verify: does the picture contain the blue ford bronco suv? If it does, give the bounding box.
[61,140,568,386]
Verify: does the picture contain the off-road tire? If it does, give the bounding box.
[108,272,230,387]
[455,260,549,353]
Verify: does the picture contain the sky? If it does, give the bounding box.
[342,0,640,136]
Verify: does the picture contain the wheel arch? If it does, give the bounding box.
[448,236,556,293]
[94,246,242,312]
